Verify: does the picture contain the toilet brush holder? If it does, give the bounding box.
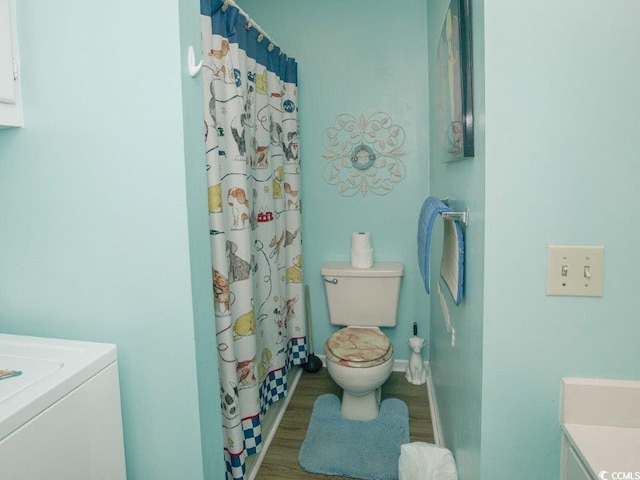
[405,332,426,385]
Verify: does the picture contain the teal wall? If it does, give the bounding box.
[426,0,485,478]
[429,0,640,478]
[481,0,640,478]
[0,1,224,479]
[178,2,224,477]
[241,0,431,360]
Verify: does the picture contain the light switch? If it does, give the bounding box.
[546,245,604,297]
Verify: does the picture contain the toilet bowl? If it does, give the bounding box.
[321,262,403,421]
[324,326,394,421]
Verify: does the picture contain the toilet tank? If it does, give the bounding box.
[321,262,404,327]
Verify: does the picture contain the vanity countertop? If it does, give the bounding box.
[561,377,640,479]
[562,423,640,476]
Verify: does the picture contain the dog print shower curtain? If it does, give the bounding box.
[201,1,305,479]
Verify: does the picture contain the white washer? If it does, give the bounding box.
[0,334,126,480]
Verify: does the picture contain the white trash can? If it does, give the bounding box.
[398,442,458,480]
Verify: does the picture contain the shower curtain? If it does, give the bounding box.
[200,1,305,479]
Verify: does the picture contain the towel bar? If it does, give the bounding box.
[439,198,469,226]
[441,209,469,226]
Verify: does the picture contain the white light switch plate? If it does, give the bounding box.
[546,245,604,297]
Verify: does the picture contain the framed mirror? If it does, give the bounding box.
[436,0,474,161]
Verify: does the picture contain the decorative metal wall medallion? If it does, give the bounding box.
[323,112,406,197]
[351,145,376,171]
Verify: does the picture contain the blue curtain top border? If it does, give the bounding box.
[201,0,297,84]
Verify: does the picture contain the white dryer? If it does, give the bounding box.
[0,334,126,479]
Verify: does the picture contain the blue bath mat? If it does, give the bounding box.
[298,394,409,480]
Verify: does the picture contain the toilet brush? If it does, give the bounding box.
[302,284,322,374]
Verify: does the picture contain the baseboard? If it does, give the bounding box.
[246,366,303,480]
[392,357,408,372]
[425,362,444,447]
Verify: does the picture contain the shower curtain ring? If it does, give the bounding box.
[221,1,229,12]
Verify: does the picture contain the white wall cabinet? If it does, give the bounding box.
[0,0,23,127]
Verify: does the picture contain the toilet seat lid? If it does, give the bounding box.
[324,327,393,368]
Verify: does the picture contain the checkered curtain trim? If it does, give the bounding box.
[224,336,307,480]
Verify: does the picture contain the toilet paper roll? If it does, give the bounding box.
[351,232,372,252]
[351,248,373,268]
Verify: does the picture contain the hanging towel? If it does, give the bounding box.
[417,196,465,305]
[417,197,451,294]
[440,218,464,305]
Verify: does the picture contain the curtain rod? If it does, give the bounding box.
[222,0,283,54]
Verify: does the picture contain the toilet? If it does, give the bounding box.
[321,262,404,421]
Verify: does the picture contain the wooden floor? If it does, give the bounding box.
[256,367,434,480]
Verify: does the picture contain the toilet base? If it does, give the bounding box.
[340,387,382,421]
